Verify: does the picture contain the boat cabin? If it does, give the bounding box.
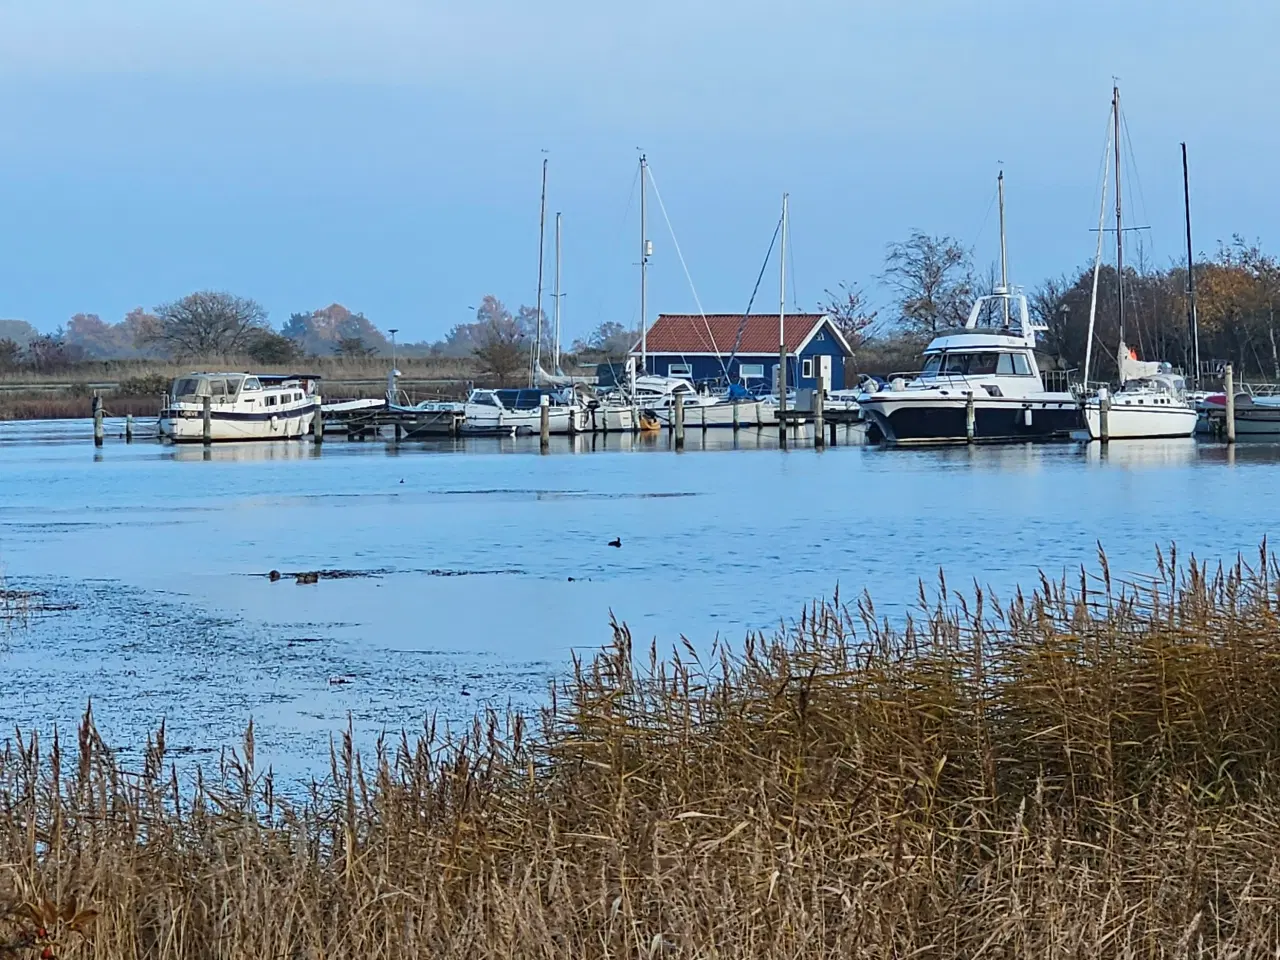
[169,373,317,407]
[468,388,574,410]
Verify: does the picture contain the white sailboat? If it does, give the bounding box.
[1081,86,1197,441]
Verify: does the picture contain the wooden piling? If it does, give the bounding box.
[394,421,402,443]
[829,419,838,447]
[313,396,324,445]
[125,414,134,443]
[732,400,740,432]
[964,394,975,443]
[673,393,685,450]
[92,395,104,447]
[814,387,825,449]
[201,395,212,445]
[539,396,550,452]
[1225,363,1236,444]
[1099,387,1110,444]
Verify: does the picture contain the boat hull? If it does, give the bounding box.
[159,404,317,442]
[645,400,773,428]
[1082,401,1197,439]
[859,395,1081,444]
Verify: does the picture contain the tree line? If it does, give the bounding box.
[2,232,1277,383]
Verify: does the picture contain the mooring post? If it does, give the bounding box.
[199,395,211,445]
[92,395,104,447]
[829,419,838,447]
[732,399,740,432]
[673,392,685,450]
[393,421,402,443]
[313,396,324,445]
[1225,363,1236,444]
[814,387,825,450]
[964,393,975,443]
[540,395,550,452]
[1099,386,1110,444]
[125,413,134,443]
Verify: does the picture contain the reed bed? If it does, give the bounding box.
[4,546,1280,957]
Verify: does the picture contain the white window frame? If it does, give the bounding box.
[667,363,693,378]
[738,363,765,379]
[801,358,814,379]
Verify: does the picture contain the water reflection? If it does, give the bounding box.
[1083,437,1198,469]
[169,441,320,463]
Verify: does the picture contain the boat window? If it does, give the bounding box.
[173,377,201,398]
[967,353,999,375]
[208,378,227,396]
[265,395,277,407]
[941,353,970,375]
[1012,354,1032,376]
[225,377,244,396]
[471,393,499,407]
[242,378,261,391]
[921,355,943,377]
[996,353,1015,375]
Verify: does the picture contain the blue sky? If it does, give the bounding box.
[0,0,1275,343]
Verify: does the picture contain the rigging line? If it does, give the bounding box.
[1120,110,1152,250]
[725,217,783,371]
[971,184,998,258]
[645,163,730,379]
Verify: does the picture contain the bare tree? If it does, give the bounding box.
[880,231,974,338]
[473,313,529,386]
[818,282,878,350]
[144,292,268,356]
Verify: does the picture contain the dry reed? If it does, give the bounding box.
[4,545,1280,957]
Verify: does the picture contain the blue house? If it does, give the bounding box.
[632,313,853,392]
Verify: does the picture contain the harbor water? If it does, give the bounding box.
[1,418,1276,781]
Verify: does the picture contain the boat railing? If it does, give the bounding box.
[1041,370,1075,394]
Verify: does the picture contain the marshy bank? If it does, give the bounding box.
[3,546,1280,957]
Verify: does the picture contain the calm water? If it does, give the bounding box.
[1,418,1277,780]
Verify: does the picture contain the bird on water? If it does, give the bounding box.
[608,538,622,548]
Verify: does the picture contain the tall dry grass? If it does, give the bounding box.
[4,546,1280,957]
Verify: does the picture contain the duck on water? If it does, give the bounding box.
[857,287,1081,445]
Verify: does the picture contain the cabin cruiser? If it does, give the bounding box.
[459,387,590,436]
[159,372,318,442]
[1081,345,1198,439]
[857,289,1081,444]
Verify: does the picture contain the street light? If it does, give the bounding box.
[388,328,399,371]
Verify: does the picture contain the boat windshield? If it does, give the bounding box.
[920,355,943,377]
[469,392,500,407]
[172,377,202,399]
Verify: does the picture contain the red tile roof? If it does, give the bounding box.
[635,314,830,356]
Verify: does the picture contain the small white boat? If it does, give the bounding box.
[1082,347,1197,440]
[159,372,318,442]
[460,388,590,436]
[1078,88,1196,442]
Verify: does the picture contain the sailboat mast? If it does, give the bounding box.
[998,170,1009,325]
[1084,105,1114,389]
[1113,85,1125,349]
[639,154,649,374]
[553,212,562,375]
[532,157,548,386]
[1182,142,1201,386]
[777,192,789,437]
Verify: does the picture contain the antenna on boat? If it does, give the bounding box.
[998,169,1009,326]
[532,154,548,387]
[1182,142,1201,387]
[777,192,789,444]
[553,212,563,376]
[639,152,650,375]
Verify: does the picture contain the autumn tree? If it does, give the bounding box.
[245,328,303,364]
[880,232,975,338]
[143,292,269,357]
[818,282,878,350]
[0,338,20,371]
[471,296,528,386]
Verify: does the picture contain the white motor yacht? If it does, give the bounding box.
[159,372,318,442]
[858,290,1081,444]
[459,388,590,436]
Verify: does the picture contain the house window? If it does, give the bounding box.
[738,363,765,379]
[667,363,693,378]
[801,358,814,379]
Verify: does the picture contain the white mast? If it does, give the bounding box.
[777,192,788,437]
[1084,100,1115,388]
[639,154,649,374]
[998,170,1009,325]
[553,212,563,375]
[532,157,548,386]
